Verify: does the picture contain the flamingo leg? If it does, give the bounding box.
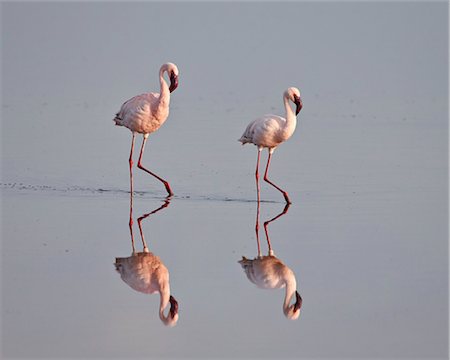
[137,136,174,197]
[255,148,262,202]
[263,151,291,204]
[129,133,136,196]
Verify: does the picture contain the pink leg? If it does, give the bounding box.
[255,199,262,257]
[129,218,136,254]
[128,133,136,253]
[128,182,136,254]
[255,148,262,202]
[129,133,136,196]
[137,136,174,197]
[137,199,171,251]
[263,203,290,255]
[263,151,291,204]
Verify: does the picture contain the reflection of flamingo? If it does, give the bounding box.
[113,62,179,197]
[239,202,302,320]
[115,199,179,326]
[239,87,303,204]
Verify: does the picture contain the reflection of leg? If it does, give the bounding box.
[137,200,171,252]
[129,220,136,254]
[263,151,291,204]
[255,200,262,257]
[255,148,262,202]
[129,187,136,254]
[263,203,290,256]
[137,216,149,252]
[137,136,173,197]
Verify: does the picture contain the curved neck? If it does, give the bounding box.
[158,285,171,323]
[283,276,297,314]
[283,95,296,124]
[159,68,170,105]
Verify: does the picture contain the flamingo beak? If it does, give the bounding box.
[294,95,303,115]
[169,295,179,318]
[169,72,178,93]
[293,291,302,312]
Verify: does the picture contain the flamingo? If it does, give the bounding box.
[114,62,179,197]
[239,202,302,320]
[239,87,303,203]
[115,199,179,326]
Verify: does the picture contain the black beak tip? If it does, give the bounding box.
[294,291,302,312]
[295,96,303,115]
[169,295,179,317]
[169,73,178,93]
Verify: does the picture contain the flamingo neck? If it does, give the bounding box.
[158,284,171,322]
[283,95,296,125]
[158,69,170,106]
[283,276,297,315]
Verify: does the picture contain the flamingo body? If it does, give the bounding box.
[239,114,294,150]
[114,93,169,134]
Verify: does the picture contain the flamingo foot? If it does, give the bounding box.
[164,182,174,197]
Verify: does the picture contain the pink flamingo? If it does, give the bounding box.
[239,202,302,320]
[239,87,303,203]
[115,199,179,326]
[114,62,179,197]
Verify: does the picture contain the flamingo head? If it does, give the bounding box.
[169,295,179,318]
[161,295,179,327]
[286,87,302,115]
[166,63,179,93]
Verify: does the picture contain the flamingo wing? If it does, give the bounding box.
[239,115,286,148]
[114,92,162,133]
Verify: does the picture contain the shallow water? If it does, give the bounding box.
[2,171,448,359]
[1,2,448,359]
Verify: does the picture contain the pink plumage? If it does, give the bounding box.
[239,87,303,203]
[114,62,179,197]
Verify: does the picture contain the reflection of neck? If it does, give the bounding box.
[159,284,171,323]
[283,275,297,314]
